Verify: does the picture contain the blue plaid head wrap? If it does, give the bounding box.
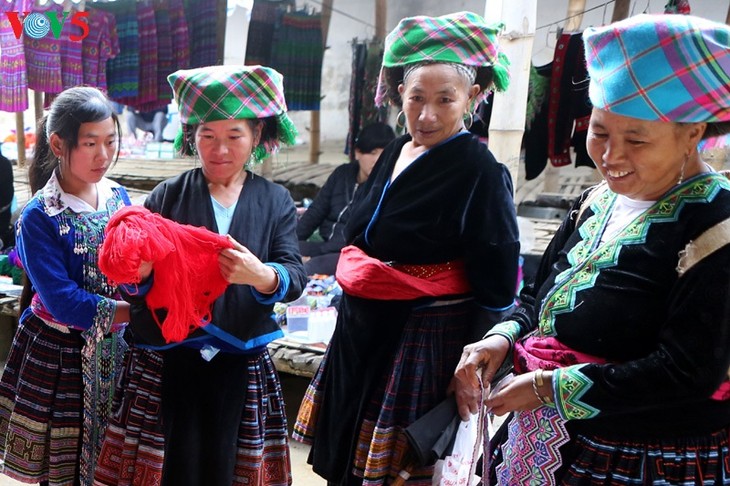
[584,14,730,122]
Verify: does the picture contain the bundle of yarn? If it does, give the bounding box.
[99,205,233,343]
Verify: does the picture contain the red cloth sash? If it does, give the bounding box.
[335,244,470,300]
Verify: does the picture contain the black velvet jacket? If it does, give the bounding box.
[503,172,730,438]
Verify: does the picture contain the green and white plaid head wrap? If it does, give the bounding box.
[374,11,510,107]
[168,65,297,161]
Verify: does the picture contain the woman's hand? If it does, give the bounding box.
[453,335,511,420]
[485,371,549,416]
[218,235,278,293]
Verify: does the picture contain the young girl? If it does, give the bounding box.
[0,87,131,486]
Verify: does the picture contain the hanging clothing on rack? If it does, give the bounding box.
[245,0,283,66]
[270,9,324,111]
[523,62,553,180]
[24,4,63,94]
[546,31,592,169]
[0,0,31,112]
[100,1,140,101]
[185,0,221,68]
[168,0,190,73]
[665,0,691,14]
[347,40,368,161]
[119,1,158,108]
[82,8,119,93]
[137,5,173,112]
[61,6,84,90]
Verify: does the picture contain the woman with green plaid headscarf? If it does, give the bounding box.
[93,65,307,486]
[293,12,520,485]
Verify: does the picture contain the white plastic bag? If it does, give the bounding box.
[432,411,483,486]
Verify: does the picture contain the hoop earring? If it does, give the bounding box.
[463,112,474,130]
[677,153,688,185]
[396,110,406,129]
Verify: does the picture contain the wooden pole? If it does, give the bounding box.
[15,113,25,168]
[375,0,386,41]
[542,0,586,193]
[33,91,43,130]
[484,0,537,193]
[726,2,730,24]
[611,0,631,22]
[309,0,333,164]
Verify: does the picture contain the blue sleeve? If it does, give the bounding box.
[250,262,290,305]
[17,204,110,329]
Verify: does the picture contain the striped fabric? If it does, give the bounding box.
[584,14,730,122]
[94,347,292,485]
[0,0,30,112]
[0,316,84,485]
[374,11,509,106]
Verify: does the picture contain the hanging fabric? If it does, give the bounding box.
[347,40,368,161]
[522,63,553,180]
[99,1,140,101]
[185,0,221,68]
[24,3,63,94]
[82,7,120,94]
[0,0,31,112]
[270,9,324,111]
[546,31,592,169]
[136,5,173,112]
[168,0,190,74]
[118,1,158,108]
[245,0,284,66]
[60,6,84,90]
[665,0,691,14]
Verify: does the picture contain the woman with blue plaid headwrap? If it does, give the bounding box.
[456,13,730,485]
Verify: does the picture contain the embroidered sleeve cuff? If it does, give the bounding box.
[251,263,290,305]
[81,298,117,359]
[553,364,601,421]
[484,320,521,344]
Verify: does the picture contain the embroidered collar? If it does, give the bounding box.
[42,170,119,217]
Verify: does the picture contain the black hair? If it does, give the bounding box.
[354,122,396,153]
[21,86,120,315]
[702,121,730,141]
[29,86,121,193]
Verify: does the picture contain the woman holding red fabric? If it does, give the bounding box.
[293,11,520,485]
[455,14,730,485]
[93,65,307,486]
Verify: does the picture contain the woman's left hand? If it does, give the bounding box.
[218,235,278,292]
[485,371,546,416]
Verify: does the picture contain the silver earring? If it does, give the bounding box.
[396,110,406,129]
[677,154,688,185]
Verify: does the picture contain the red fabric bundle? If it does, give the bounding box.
[99,205,234,343]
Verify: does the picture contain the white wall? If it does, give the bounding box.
[227,0,730,144]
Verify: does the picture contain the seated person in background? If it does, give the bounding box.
[0,153,14,249]
[297,122,395,275]
[126,105,168,142]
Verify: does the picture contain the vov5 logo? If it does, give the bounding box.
[6,11,90,41]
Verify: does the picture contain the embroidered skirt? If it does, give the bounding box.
[559,430,730,485]
[295,299,473,485]
[94,346,292,486]
[0,314,84,485]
